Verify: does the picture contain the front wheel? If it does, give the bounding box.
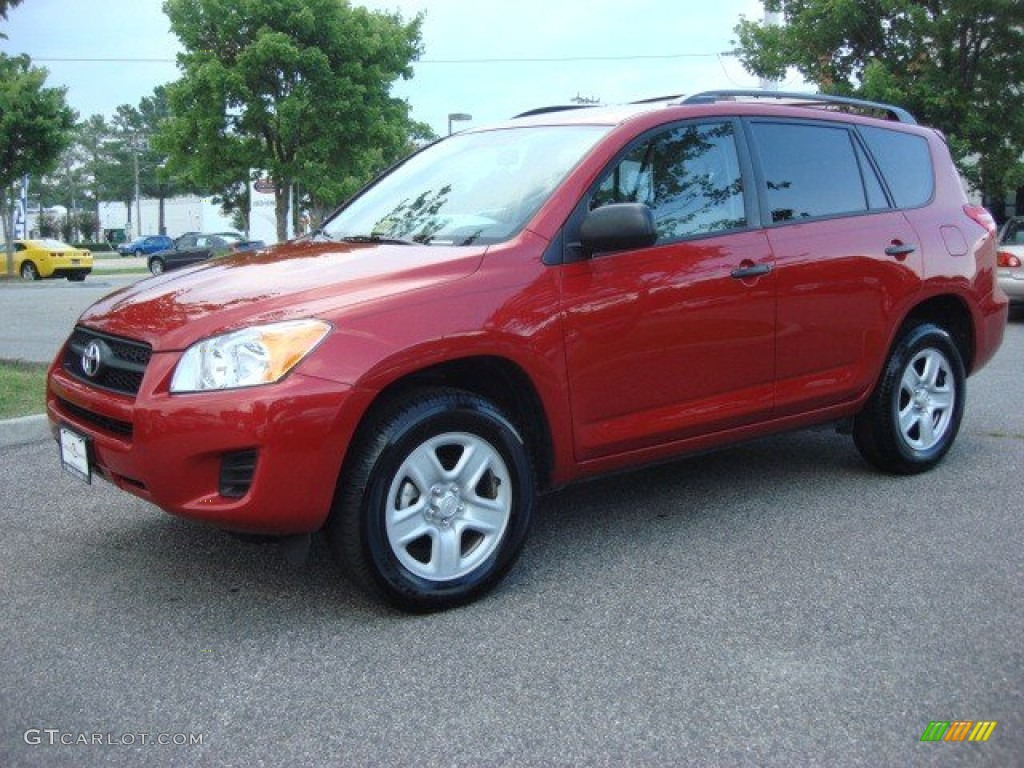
[134,249,144,259]
[149,258,164,275]
[20,261,40,281]
[327,388,535,611]
[853,323,965,475]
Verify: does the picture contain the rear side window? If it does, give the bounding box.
[857,126,935,208]
[751,122,872,223]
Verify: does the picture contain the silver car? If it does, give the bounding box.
[997,217,1024,306]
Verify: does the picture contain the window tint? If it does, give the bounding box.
[751,122,869,223]
[1001,219,1024,245]
[592,121,746,241]
[858,126,934,208]
[854,141,889,210]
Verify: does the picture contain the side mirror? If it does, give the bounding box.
[579,203,657,256]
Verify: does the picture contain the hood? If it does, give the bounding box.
[79,240,486,351]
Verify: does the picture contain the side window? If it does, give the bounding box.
[751,122,872,223]
[1003,219,1024,245]
[591,121,746,242]
[857,125,934,208]
[178,235,197,248]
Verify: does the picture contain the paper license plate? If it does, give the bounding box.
[59,426,92,484]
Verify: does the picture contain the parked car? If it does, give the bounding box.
[147,231,260,275]
[48,91,1007,611]
[13,239,92,281]
[117,235,174,258]
[996,216,1024,306]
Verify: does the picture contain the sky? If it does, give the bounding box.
[0,0,784,137]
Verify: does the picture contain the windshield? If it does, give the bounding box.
[321,125,610,246]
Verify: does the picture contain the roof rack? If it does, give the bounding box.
[630,94,685,104]
[513,104,599,119]
[681,89,917,125]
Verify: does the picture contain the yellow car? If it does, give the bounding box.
[13,239,93,281]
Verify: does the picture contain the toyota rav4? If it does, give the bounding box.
[47,91,1008,611]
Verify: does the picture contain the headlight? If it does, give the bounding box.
[170,319,331,393]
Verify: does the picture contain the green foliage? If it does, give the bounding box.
[158,0,427,240]
[0,54,75,190]
[0,52,75,274]
[75,210,99,241]
[0,0,24,19]
[734,0,1024,200]
[0,0,24,38]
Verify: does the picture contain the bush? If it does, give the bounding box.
[37,211,59,238]
[73,241,113,252]
[75,211,100,242]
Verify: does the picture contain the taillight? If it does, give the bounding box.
[997,250,1022,268]
[964,205,997,234]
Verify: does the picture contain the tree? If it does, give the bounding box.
[109,87,190,236]
[734,0,1024,209]
[0,0,23,18]
[159,0,425,241]
[0,0,23,32]
[0,53,75,275]
[75,210,99,242]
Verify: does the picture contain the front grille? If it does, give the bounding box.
[219,450,259,498]
[62,327,152,396]
[57,397,133,438]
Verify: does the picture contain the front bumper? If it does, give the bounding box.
[47,342,367,534]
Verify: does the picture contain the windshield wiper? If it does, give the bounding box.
[339,234,416,246]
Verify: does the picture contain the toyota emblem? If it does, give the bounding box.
[81,341,103,378]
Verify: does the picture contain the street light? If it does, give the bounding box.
[447,112,472,135]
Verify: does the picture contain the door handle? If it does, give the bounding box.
[884,242,916,258]
[730,263,772,279]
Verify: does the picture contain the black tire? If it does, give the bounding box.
[149,258,165,275]
[853,323,965,475]
[20,261,40,281]
[134,249,144,259]
[66,274,86,282]
[327,388,535,612]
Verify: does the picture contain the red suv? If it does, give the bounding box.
[47,91,1008,611]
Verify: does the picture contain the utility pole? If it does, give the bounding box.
[133,147,141,237]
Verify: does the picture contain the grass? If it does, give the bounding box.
[92,266,148,275]
[0,359,49,420]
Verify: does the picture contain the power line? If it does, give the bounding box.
[31,51,735,65]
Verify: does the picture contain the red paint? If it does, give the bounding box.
[47,100,1007,534]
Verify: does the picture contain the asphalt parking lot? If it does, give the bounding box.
[1,287,1021,766]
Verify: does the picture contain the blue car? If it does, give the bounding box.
[117,235,174,258]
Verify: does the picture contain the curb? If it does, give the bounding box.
[0,413,51,449]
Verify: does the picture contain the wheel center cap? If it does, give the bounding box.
[913,387,930,409]
[438,493,459,520]
[429,485,462,524]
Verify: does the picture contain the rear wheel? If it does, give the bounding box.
[134,249,144,258]
[20,261,40,281]
[853,323,965,475]
[66,273,86,282]
[327,388,535,611]
[149,258,165,275]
